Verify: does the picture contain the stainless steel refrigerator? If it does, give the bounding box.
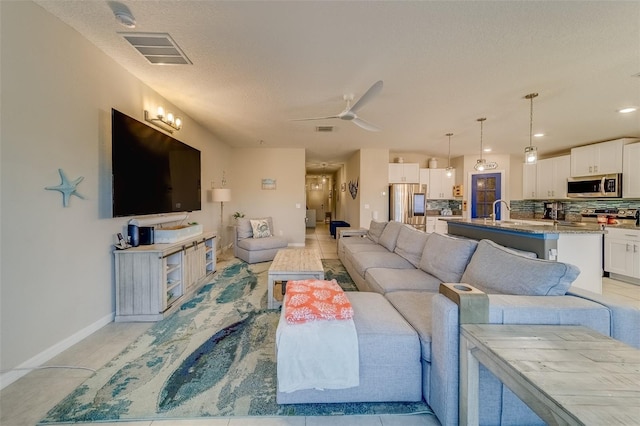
[389,183,427,231]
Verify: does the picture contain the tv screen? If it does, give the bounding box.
[111,109,201,217]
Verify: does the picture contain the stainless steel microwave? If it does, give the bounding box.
[567,173,622,198]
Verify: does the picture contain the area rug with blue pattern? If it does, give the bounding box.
[40,256,432,423]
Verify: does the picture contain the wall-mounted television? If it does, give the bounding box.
[111,109,201,218]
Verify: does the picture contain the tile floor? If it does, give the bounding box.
[2,223,638,425]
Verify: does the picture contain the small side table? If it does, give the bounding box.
[337,228,368,249]
[460,324,640,425]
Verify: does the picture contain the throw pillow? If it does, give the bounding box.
[419,233,478,283]
[378,221,404,252]
[460,239,580,296]
[367,220,388,244]
[394,226,430,267]
[250,219,272,239]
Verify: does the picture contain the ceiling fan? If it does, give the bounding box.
[292,80,383,131]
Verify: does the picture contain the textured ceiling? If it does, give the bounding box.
[35,1,640,173]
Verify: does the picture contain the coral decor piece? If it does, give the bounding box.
[349,177,359,199]
[45,168,85,207]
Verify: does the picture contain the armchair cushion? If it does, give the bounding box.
[250,218,272,238]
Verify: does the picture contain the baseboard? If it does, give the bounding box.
[0,312,114,390]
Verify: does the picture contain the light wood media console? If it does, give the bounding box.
[114,231,216,322]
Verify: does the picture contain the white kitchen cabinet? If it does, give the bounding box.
[426,217,437,233]
[114,232,216,321]
[435,218,449,234]
[522,163,537,199]
[536,155,570,199]
[605,228,640,283]
[623,143,640,198]
[419,168,429,188]
[570,139,624,177]
[389,163,420,183]
[427,169,455,199]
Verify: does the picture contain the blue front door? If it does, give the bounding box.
[471,173,502,219]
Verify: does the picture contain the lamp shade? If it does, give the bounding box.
[212,188,231,202]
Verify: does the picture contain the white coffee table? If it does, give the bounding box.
[267,248,324,309]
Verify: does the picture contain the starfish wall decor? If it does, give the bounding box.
[45,168,86,207]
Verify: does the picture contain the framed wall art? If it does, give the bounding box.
[261,178,276,190]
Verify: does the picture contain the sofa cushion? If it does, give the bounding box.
[394,226,429,267]
[350,251,415,278]
[250,218,272,238]
[344,243,389,254]
[367,220,388,244]
[419,233,478,283]
[385,291,437,362]
[378,221,404,252]
[461,239,580,296]
[366,268,442,294]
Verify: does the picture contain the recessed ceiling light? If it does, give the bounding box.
[618,107,637,114]
[483,148,491,152]
[534,133,544,137]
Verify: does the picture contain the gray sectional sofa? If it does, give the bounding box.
[337,220,640,426]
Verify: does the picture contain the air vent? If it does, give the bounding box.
[315,126,334,133]
[120,32,192,65]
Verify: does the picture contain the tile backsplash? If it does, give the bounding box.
[511,199,640,221]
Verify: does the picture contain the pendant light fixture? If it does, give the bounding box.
[445,133,455,177]
[474,118,498,171]
[524,92,539,164]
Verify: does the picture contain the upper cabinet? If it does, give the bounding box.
[389,163,420,183]
[570,139,624,177]
[536,155,570,199]
[428,168,455,199]
[522,163,537,199]
[623,142,640,198]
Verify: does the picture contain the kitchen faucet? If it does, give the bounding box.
[492,199,511,223]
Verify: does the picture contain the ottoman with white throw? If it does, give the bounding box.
[276,280,422,404]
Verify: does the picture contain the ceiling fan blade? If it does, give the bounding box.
[349,80,383,114]
[291,115,339,122]
[352,117,381,132]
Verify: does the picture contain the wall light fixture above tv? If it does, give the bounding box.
[111,109,201,218]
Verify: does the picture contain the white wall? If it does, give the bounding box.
[230,148,306,245]
[0,2,231,382]
[344,152,361,227]
[359,149,389,226]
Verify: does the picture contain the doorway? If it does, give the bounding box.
[471,173,502,219]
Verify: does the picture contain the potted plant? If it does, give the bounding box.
[233,212,245,220]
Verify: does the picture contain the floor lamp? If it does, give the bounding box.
[212,188,231,249]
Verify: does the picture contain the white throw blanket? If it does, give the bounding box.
[276,306,359,393]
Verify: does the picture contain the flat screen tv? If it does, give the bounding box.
[111,109,201,217]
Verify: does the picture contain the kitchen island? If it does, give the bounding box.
[441,218,605,293]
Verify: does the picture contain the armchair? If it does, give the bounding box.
[234,217,288,263]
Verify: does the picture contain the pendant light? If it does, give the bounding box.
[474,118,498,171]
[524,93,539,164]
[445,133,455,177]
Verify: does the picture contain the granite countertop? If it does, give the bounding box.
[440,218,606,234]
[605,223,640,231]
